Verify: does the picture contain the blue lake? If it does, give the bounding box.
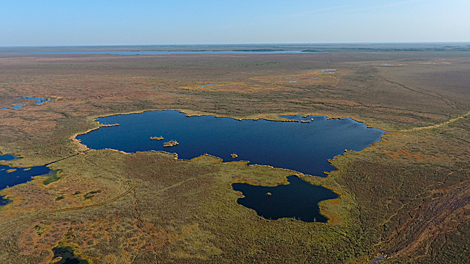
[10,104,24,110]
[0,96,50,111]
[76,110,384,222]
[0,154,17,161]
[232,176,339,222]
[14,96,50,105]
[77,110,385,177]
[0,155,52,205]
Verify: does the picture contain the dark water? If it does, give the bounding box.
[77,110,385,176]
[52,246,89,264]
[14,96,50,105]
[0,159,52,205]
[0,154,17,161]
[232,176,339,222]
[0,164,51,190]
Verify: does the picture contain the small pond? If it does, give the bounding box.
[10,104,24,110]
[0,96,50,111]
[76,110,385,222]
[0,155,52,205]
[232,176,339,222]
[52,246,89,264]
[0,154,17,161]
[14,96,50,105]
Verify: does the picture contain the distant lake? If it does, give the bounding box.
[77,110,385,176]
[232,176,339,222]
[6,50,303,55]
[0,96,50,111]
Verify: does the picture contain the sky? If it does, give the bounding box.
[1,0,469,46]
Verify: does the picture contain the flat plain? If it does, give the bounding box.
[0,45,470,263]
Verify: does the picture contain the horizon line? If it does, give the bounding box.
[1,42,470,49]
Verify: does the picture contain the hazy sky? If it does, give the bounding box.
[1,0,469,46]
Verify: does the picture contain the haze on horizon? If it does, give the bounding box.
[1,0,469,47]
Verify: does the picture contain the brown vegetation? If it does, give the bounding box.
[163,141,179,147]
[0,49,470,263]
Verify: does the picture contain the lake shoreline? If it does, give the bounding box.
[71,108,388,155]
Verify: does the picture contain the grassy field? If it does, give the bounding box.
[0,47,470,263]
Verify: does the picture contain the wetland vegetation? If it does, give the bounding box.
[0,158,52,205]
[0,44,470,263]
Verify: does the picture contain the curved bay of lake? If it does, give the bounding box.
[0,155,52,206]
[77,110,385,177]
[232,176,339,223]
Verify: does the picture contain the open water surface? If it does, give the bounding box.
[52,246,89,264]
[76,110,385,222]
[14,96,50,105]
[0,155,52,205]
[0,96,49,111]
[232,176,339,222]
[10,104,24,109]
[0,154,17,161]
[77,110,385,177]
